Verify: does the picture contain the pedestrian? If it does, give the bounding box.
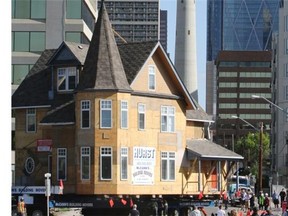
[250,193,255,209]
[222,190,229,210]
[258,193,264,210]
[264,193,270,211]
[129,204,140,216]
[17,197,26,216]
[230,209,237,216]
[163,199,168,216]
[216,205,226,216]
[245,191,251,212]
[271,190,279,209]
[189,205,201,216]
[251,207,259,216]
[283,205,288,216]
[279,188,286,207]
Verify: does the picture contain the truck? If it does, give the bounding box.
[228,175,253,206]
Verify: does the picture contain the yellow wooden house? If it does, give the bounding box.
[12,1,243,208]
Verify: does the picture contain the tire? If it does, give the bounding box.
[32,210,44,216]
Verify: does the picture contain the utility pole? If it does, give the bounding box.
[258,122,263,192]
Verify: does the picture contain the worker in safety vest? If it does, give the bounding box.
[17,197,26,216]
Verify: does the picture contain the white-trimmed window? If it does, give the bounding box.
[120,147,128,180]
[100,147,112,180]
[81,100,90,129]
[138,103,145,130]
[81,147,90,180]
[121,101,128,129]
[161,106,175,132]
[26,108,36,132]
[148,65,156,90]
[57,148,67,181]
[57,67,77,91]
[100,100,112,128]
[161,152,175,181]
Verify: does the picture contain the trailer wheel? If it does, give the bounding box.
[32,210,44,216]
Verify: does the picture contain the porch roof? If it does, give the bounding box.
[186,139,243,161]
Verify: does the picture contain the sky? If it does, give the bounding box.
[160,0,207,110]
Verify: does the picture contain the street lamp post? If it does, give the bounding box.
[231,115,263,193]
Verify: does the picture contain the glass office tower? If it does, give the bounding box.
[207,0,281,61]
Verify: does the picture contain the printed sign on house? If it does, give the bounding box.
[132,147,156,185]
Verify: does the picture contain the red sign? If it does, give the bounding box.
[37,139,52,152]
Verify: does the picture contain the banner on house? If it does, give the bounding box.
[132,147,156,185]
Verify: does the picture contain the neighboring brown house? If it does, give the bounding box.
[12,1,242,209]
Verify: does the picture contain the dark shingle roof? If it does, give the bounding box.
[77,2,131,92]
[40,101,75,124]
[12,49,56,108]
[118,41,157,84]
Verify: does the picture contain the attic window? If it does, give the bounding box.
[57,67,77,91]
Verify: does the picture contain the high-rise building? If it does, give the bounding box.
[215,50,272,150]
[11,0,97,92]
[174,0,198,101]
[101,0,164,46]
[271,0,288,187]
[160,10,167,52]
[206,0,281,115]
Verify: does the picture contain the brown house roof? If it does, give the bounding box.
[77,1,131,92]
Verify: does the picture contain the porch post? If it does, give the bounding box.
[198,159,201,191]
[218,161,222,191]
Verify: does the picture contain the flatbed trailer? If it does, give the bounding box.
[12,186,216,216]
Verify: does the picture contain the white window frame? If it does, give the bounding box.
[120,147,128,180]
[100,147,112,180]
[26,108,36,133]
[138,103,146,130]
[161,151,175,181]
[100,99,112,128]
[57,67,77,91]
[161,106,175,132]
[121,100,128,129]
[57,148,67,181]
[81,100,90,129]
[148,65,156,90]
[81,147,90,180]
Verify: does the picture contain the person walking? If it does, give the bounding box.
[264,193,270,211]
[17,197,26,216]
[258,193,264,210]
[280,188,286,207]
[216,205,226,216]
[129,204,140,216]
[272,190,279,209]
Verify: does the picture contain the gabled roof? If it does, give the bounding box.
[77,1,131,92]
[186,139,243,161]
[47,41,89,66]
[118,41,158,84]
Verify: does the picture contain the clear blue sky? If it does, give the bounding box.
[160,0,207,110]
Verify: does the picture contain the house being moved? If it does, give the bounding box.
[12,1,243,215]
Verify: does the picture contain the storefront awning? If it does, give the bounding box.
[186,139,243,161]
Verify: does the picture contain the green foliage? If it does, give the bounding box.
[235,132,270,177]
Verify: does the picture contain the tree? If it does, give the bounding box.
[234,132,270,177]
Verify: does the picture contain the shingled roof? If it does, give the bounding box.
[118,41,157,84]
[77,1,131,92]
